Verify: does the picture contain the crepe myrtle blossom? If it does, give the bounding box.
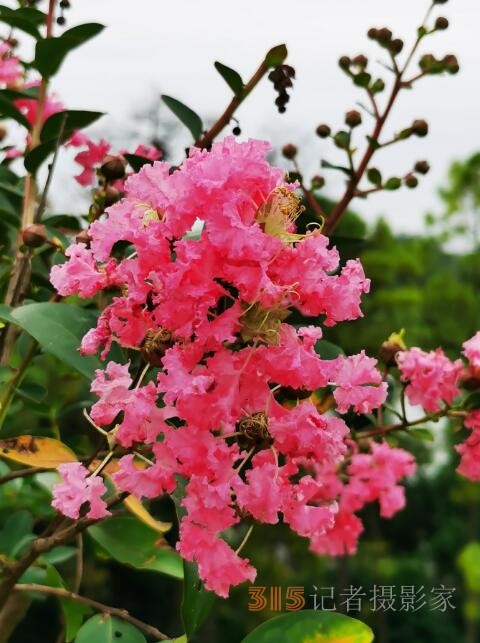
[0,42,22,86]
[463,331,480,371]
[51,137,417,597]
[52,463,110,520]
[397,346,462,412]
[456,410,480,482]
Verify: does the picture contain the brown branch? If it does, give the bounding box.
[323,75,402,236]
[358,408,447,439]
[13,584,170,641]
[195,57,272,149]
[0,465,49,485]
[323,4,434,236]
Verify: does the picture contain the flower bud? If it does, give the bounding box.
[380,330,406,366]
[404,174,419,189]
[411,119,428,137]
[443,54,460,74]
[377,27,392,43]
[414,160,430,174]
[104,185,121,206]
[100,154,126,181]
[345,110,362,128]
[316,124,331,138]
[232,126,241,136]
[352,54,368,69]
[338,56,351,70]
[281,143,298,160]
[367,27,378,40]
[435,16,449,30]
[75,229,91,245]
[311,175,325,189]
[56,16,66,25]
[60,0,70,7]
[22,224,47,248]
[390,38,404,55]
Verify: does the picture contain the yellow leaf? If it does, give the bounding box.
[0,436,77,468]
[123,494,172,534]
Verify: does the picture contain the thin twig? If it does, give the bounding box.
[235,524,254,555]
[13,584,170,641]
[0,465,48,485]
[323,3,435,236]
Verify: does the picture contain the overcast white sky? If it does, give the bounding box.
[45,1,479,233]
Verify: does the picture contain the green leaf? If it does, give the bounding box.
[458,542,480,593]
[40,110,104,143]
[354,72,371,88]
[88,516,183,579]
[161,95,203,141]
[10,7,46,25]
[384,177,401,191]
[314,339,344,359]
[44,565,91,642]
[264,44,288,67]
[242,610,374,643]
[43,546,77,565]
[123,153,154,173]
[0,302,101,379]
[408,428,434,442]
[214,61,244,97]
[0,304,16,325]
[0,510,33,558]
[75,615,146,643]
[34,23,104,78]
[0,6,41,38]
[462,391,480,410]
[24,139,57,174]
[0,92,31,129]
[367,167,382,186]
[181,561,215,639]
[172,476,215,638]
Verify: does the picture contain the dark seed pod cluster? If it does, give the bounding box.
[268,64,295,113]
[57,0,71,26]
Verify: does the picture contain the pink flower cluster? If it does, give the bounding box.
[397,347,462,412]
[50,137,417,597]
[0,42,22,86]
[396,337,480,483]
